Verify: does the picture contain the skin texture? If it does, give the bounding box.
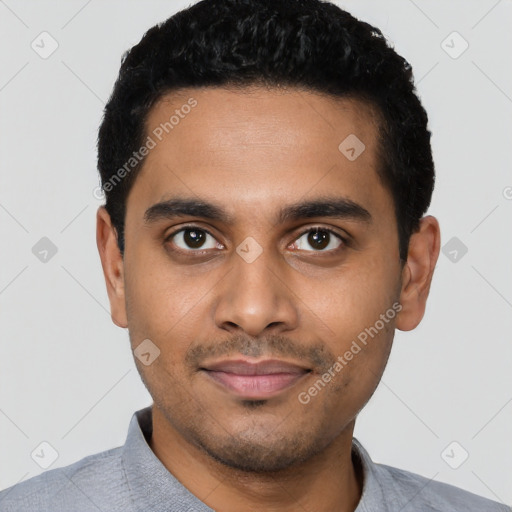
[96,86,441,512]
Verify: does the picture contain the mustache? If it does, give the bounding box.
[185,333,336,373]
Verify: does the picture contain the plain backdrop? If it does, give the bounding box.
[0,0,511,506]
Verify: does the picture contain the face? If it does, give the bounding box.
[97,86,439,473]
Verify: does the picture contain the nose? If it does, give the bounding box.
[213,246,299,337]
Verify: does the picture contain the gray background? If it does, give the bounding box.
[0,0,511,506]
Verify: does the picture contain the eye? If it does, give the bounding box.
[164,225,347,256]
[291,227,346,253]
[165,227,222,252]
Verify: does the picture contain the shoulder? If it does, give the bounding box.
[0,445,129,512]
[374,461,510,512]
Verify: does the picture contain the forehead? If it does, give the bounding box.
[127,86,392,225]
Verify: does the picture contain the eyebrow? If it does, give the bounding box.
[143,196,372,226]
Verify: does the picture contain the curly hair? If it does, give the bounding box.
[97,0,435,261]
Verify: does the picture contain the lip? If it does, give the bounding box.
[200,358,311,399]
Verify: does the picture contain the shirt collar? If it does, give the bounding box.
[122,405,384,511]
[121,406,214,512]
[351,437,389,511]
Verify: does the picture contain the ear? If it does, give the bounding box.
[396,215,441,331]
[96,206,128,328]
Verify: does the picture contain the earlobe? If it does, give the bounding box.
[395,215,441,332]
[96,206,128,328]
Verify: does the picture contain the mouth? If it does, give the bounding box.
[199,358,312,399]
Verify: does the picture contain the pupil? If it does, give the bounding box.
[308,229,329,250]
[184,229,205,248]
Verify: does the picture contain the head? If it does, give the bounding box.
[96,0,440,473]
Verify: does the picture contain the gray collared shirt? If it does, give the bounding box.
[0,406,509,511]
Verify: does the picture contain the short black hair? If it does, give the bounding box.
[97,0,435,261]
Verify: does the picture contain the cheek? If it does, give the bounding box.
[124,261,221,380]
[302,260,398,338]
[125,243,201,327]
[294,255,398,392]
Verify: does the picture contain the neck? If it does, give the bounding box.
[149,405,363,512]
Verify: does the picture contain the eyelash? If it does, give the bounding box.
[164,224,349,256]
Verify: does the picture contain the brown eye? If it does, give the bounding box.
[167,228,219,251]
[293,228,345,252]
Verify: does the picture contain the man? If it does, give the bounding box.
[1,0,509,510]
